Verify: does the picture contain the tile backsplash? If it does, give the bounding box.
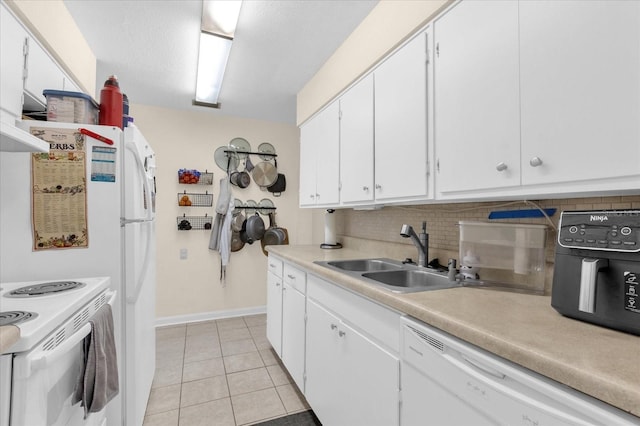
[334,195,640,294]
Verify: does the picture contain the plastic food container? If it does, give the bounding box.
[459,221,547,292]
[43,90,99,124]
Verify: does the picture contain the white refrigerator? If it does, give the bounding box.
[0,121,156,426]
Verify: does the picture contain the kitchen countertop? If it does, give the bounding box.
[267,244,640,418]
[0,325,20,353]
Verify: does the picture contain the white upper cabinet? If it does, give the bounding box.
[434,0,521,193]
[339,74,374,204]
[299,101,340,207]
[374,31,429,203]
[0,3,27,118]
[435,0,640,199]
[519,0,640,185]
[23,35,67,110]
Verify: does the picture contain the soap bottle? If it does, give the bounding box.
[99,75,123,129]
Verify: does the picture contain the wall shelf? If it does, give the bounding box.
[177,214,212,230]
[178,169,213,185]
[177,191,213,207]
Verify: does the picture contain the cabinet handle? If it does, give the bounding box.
[310,194,315,199]
[287,274,295,280]
[316,193,320,199]
[339,330,346,337]
[276,282,280,287]
[529,157,543,167]
[363,186,369,191]
[375,184,382,190]
[495,162,508,172]
[269,263,276,268]
[330,324,337,330]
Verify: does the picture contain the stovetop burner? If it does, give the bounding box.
[0,311,38,326]
[4,281,86,298]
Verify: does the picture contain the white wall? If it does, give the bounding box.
[130,104,313,321]
[296,0,449,125]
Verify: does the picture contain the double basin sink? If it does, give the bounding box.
[314,258,461,293]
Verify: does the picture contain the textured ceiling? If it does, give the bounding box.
[63,0,378,125]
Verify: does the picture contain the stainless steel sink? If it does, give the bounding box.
[314,258,460,293]
[362,269,459,293]
[326,259,401,272]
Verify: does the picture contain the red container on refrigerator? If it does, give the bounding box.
[99,75,124,128]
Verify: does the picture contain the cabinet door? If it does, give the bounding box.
[340,74,374,204]
[314,101,340,206]
[299,120,318,207]
[435,1,521,193]
[305,299,344,425]
[338,320,399,426]
[299,101,340,207]
[24,35,65,109]
[519,0,640,185]
[306,299,399,426]
[0,4,27,117]
[266,271,283,356]
[374,32,428,202]
[281,283,306,392]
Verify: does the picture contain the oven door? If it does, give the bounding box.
[10,291,115,426]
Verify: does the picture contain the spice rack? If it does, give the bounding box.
[177,191,213,207]
[177,214,213,231]
[177,169,214,185]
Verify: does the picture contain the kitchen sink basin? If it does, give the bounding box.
[362,269,460,293]
[326,259,401,272]
[314,258,460,293]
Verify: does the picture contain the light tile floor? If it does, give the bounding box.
[143,314,310,426]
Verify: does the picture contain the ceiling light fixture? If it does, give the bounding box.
[194,0,242,108]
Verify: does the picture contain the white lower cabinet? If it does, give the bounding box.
[266,270,283,356]
[306,298,400,426]
[305,275,400,426]
[281,263,306,392]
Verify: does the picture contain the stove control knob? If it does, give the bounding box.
[621,226,632,236]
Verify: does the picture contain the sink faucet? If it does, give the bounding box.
[400,221,429,268]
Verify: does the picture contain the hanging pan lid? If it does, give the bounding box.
[252,161,278,187]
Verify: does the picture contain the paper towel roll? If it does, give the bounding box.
[324,210,337,245]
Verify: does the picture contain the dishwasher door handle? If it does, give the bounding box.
[461,354,506,380]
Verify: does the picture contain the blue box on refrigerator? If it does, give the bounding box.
[43,90,99,124]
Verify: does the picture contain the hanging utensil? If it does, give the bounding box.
[261,211,289,256]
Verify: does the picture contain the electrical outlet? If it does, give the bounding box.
[180,248,188,260]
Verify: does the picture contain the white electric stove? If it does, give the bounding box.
[0,277,114,426]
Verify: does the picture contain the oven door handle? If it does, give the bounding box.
[17,323,92,379]
[16,291,116,379]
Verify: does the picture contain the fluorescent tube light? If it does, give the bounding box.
[202,0,242,37]
[195,32,232,106]
[194,0,242,107]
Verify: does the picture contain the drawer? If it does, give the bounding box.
[284,263,306,293]
[307,274,401,353]
[267,256,283,278]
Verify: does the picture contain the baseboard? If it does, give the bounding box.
[156,305,267,327]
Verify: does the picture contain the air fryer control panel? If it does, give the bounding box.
[557,210,640,252]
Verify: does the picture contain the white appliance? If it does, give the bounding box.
[0,122,156,426]
[0,277,113,426]
[400,316,638,426]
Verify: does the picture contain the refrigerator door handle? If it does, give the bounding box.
[127,222,152,304]
[125,141,154,304]
[121,218,153,226]
[125,142,153,222]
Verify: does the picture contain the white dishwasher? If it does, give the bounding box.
[400,317,638,426]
